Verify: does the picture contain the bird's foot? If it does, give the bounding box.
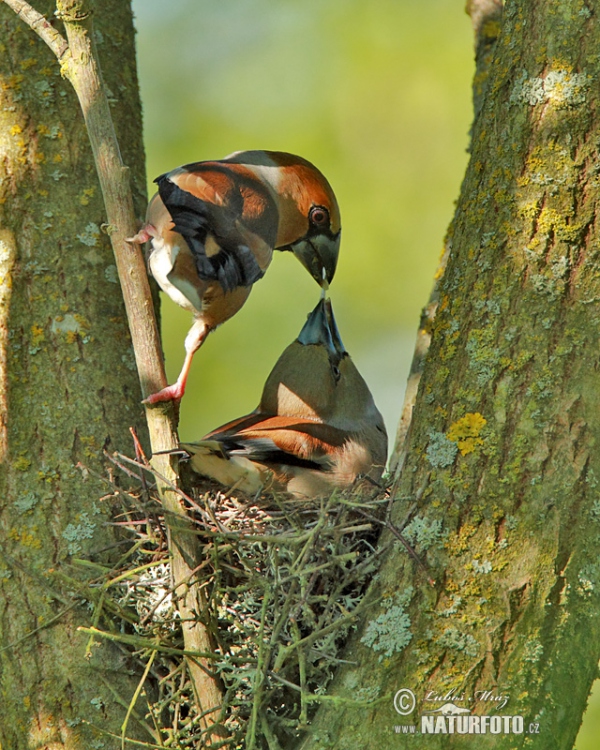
[126,224,156,244]
[143,381,185,404]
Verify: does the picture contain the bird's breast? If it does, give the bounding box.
[200,283,252,329]
[334,439,376,483]
[148,237,203,314]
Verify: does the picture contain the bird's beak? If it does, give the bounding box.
[289,233,340,289]
[298,298,346,365]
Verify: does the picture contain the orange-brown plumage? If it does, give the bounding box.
[128,150,341,403]
[181,299,387,499]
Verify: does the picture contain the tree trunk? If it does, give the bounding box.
[300,2,600,748]
[0,1,152,745]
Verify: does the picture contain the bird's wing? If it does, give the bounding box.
[196,414,350,472]
[156,169,270,293]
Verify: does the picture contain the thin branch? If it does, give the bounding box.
[388,245,449,481]
[1,0,68,59]
[466,0,503,47]
[121,647,159,747]
[465,0,503,118]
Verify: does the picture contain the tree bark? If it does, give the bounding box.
[0,1,153,745]
[300,2,600,748]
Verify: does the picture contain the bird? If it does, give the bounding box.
[127,150,341,404]
[178,298,388,499]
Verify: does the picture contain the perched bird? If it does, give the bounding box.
[128,150,341,403]
[179,298,387,499]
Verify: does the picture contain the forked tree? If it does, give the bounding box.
[1,1,599,750]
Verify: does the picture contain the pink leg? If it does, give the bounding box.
[126,223,156,244]
[144,320,210,404]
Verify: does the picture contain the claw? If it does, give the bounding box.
[126,224,156,244]
[143,381,186,404]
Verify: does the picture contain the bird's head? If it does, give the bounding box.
[259,298,383,441]
[223,150,341,288]
[304,300,385,437]
[259,298,344,419]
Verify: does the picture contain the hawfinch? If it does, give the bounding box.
[128,150,341,404]
[180,299,387,499]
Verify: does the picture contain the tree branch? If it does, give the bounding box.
[1,0,68,58]
[388,246,449,481]
[465,0,503,117]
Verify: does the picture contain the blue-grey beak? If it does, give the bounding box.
[298,298,346,365]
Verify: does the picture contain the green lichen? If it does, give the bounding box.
[511,68,588,107]
[361,587,414,661]
[90,696,105,711]
[51,313,82,338]
[590,500,600,520]
[62,512,97,555]
[436,627,480,658]
[355,686,381,704]
[577,574,594,597]
[576,564,600,597]
[14,492,39,513]
[104,265,118,284]
[466,327,500,386]
[120,351,136,371]
[522,639,544,664]
[438,595,463,617]
[471,559,493,574]
[511,70,546,105]
[426,432,457,468]
[402,517,443,551]
[76,222,100,247]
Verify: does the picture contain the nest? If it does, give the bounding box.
[86,450,390,749]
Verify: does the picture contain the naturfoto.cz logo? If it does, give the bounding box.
[392,688,540,736]
[420,714,524,735]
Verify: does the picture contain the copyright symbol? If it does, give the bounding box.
[393,688,416,716]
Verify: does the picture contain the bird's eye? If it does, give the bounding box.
[332,365,341,382]
[309,206,329,227]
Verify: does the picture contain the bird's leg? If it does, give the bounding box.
[144,320,210,404]
[126,223,157,244]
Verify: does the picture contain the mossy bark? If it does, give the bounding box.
[0,1,151,746]
[300,2,600,749]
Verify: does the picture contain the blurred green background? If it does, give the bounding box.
[131,0,599,744]
[132,0,472,449]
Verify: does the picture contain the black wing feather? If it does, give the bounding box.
[156,175,265,292]
[214,435,330,472]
